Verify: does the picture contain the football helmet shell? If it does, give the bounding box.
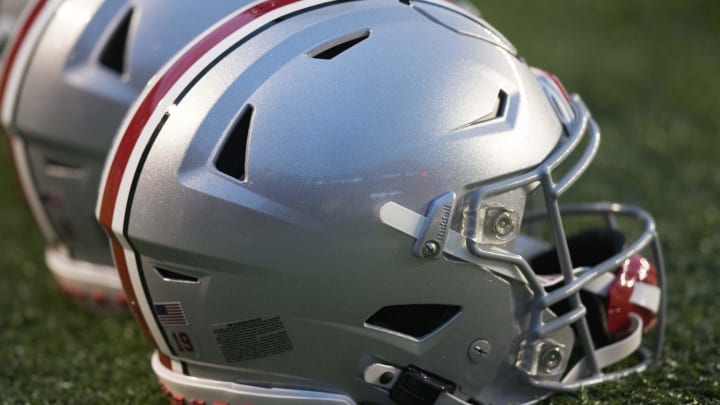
[0,0,249,307]
[98,0,666,403]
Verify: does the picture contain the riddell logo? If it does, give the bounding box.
[436,202,452,243]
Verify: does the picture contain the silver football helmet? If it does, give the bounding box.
[0,0,246,307]
[98,0,666,403]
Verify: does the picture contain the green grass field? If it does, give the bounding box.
[1,0,719,403]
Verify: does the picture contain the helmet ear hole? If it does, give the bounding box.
[99,8,133,74]
[365,304,461,340]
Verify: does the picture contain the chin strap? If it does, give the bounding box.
[363,363,469,405]
[562,313,643,383]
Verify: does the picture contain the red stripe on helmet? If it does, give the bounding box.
[536,67,570,102]
[158,351,173,370]
[96,0,304,352]
[109,235,159,347]
[0,0,57,242]
[0,0,47,114]
[97,0,302,230]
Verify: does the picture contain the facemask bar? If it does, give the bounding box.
[465,94,666,391]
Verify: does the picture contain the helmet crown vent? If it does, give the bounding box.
[308,30,370,60]
[99,8,133,74]
[215,104,254,181]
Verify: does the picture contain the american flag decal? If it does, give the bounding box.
[154,302,189,326]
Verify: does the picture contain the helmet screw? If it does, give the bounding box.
[540,346,563,372]
[468,339,491,362]
[421,241,439,257]
[378,371,395,385]
[493,211,516,239]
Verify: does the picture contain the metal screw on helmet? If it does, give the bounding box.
[468,339,491,362]
[378,372,395,385]
[493,211,516,239]
[363,363,401,388]
[421,241,439,257]
[412,192,456,259]
[539,346,563,372]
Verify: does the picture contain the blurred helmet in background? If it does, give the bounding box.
[0,0,246,308]
[0,0,26,51]
[98,0,666,403]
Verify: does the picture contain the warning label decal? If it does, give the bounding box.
[212,316,293,363]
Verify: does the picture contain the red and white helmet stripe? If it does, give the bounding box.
[96,0,341,353]
[0,0,63,243]
[532,67,575,126]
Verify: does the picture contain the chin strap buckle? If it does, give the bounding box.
[364,363,464,405]
[390,366,456,405]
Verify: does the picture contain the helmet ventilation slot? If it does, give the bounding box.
[308,30,370,60]
[154,267,199,284]
[99,8,134,74]
[215,104,254,181]
[455,90,507,130]
[44,159,85,180]
[365,304,461,340]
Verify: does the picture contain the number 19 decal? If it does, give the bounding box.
[172,332,195,353]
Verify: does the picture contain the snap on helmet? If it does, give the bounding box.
[98,0,666,403]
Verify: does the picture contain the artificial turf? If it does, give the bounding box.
[0,0,718,403]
